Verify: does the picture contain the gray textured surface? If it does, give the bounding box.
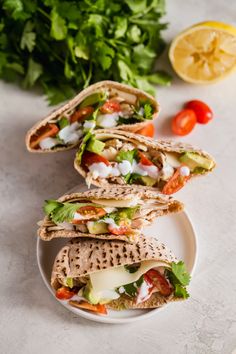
[1,1,236,353]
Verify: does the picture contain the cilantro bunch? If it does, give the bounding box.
[1,0,171,105]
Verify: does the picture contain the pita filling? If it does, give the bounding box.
[55,261,190,315]
[43,198,147,236]
[76,133,214,194]
[29,89,155,150]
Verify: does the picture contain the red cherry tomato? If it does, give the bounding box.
[72,206,106,224]
[162,165,190,195]
[136,123,155,138]
[70,106,94,123]
[185,100,213,124]
[30,123,59,149]
[82,151,110,167]
[69,300,107,314]
[56,287,75,300]
[107,224,132,235]
[138,151,154,166]
[172,109,197,136]
[145,269,172,296]
[100,100,121,114]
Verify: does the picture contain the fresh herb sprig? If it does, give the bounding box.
[1,0,171,105]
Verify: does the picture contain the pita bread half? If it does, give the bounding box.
[26,81,159,153]
[38,185,183,241]
[74,128,216,188]
[51,236,184,310]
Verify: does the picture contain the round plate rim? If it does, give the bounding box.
[36,210,198,324]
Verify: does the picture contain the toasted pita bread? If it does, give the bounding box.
[51,236,185,310]
[26,81,159,153]
[74,129,216,188]
[38,186,183,241]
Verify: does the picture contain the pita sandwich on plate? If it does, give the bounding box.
[51,236,191,315]
[26,81,159,153]
[38,186,183,241]
[74,129,216,194]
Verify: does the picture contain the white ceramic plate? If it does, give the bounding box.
[37,206,197,324]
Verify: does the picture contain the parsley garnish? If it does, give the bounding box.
[166,261,191,299]
[1,0,171,105]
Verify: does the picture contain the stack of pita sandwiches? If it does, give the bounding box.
[27,81,215,316]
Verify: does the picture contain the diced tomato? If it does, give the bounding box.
[100,100,121,114]
[162,164,190,195]
[145,269,172,296]
[82,151,110,167]
[70,106,94,123]
[136,123,155,138]
[30,123,59,149]
[107,224,132,235]
[185,100,213,124]
[72,206,106,224]
[55,287,76,300]
[69,300,107,315]
[138,151,154,166]
[172,109,197,136]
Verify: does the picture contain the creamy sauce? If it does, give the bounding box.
[96,113,120,128]
[58,122,83,144]
[57,222,74,230]
[88,163,112,178]
[39,137,58,149]
[118,160,132,175]
[180,166,190,176]
[136,279,152,304]
[83,120,96,130]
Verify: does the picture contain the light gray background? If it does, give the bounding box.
[1,1,236,353]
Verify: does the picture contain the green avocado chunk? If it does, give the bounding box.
[140,176,156,186]
[86,137,105,154]
[79,92,106,108]
[179,152,214,171]
[83,283,100,304]
[87,221,108,234]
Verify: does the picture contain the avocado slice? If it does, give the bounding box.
[87,221,108,234]
[86,137,105,154]
[140,176,156,187]
[179,152,214,171]
[79,92,106,108]
[83,283,100,304]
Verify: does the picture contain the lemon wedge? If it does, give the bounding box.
[169,21,236,83]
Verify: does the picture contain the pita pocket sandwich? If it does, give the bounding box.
[74,129,216,194]
[38,186,183,241]
[51,236,191,315]
[26,81,159,153]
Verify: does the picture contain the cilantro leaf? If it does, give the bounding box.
[20,21,36,52]
[174,284,190,299]
[171,261,191,286]
[166,261,191,299]
[122,275,144,297]
[50,9,67,40]
[23,58,43,88]
[116,149,138,164]
[144,103,153,120]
